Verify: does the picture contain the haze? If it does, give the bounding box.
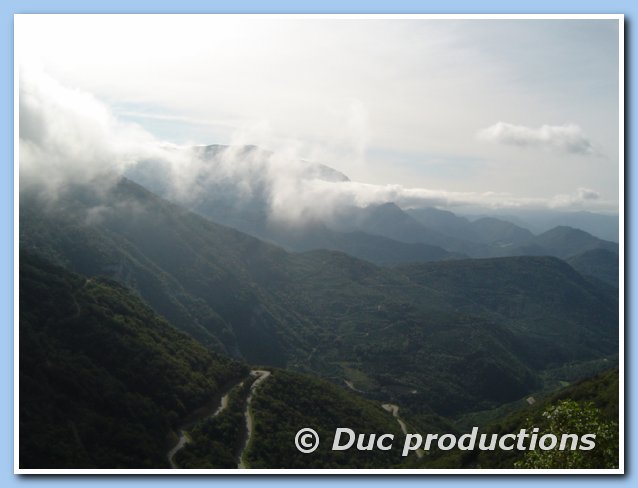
[16,15,620,213]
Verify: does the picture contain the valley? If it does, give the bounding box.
[18,175,620,469]
[15,13,622,472]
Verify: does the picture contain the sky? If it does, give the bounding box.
[16,15,621,213]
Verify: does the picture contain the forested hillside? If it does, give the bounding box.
[20,252,247,468]
[20,179,618,419]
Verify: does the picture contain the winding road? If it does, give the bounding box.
[167,430,190,468]
[343,379,365,393]
[382,403,423,459]
[166,369,272,469]
[166,378,244,468]
[237,370,271,469]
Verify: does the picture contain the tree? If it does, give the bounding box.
[515,400,618,469]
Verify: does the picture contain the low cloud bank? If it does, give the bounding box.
[19,70,612,222]
[20,67,163,195]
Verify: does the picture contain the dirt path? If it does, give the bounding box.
[166,377,244,468]
[343,379,365,393]
[167,430,190,468]
[382,403,423,459]
[237,370,271,469]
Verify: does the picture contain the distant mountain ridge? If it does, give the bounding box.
[407,207,534,248]
[529,226,618,258]
[123,145,618,266]
[467,209,619,243]
[20,177,618,419]
[20,251,435,469]
[566,248,619,287]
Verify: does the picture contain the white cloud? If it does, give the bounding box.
[15,16,619,209]
[549,187,602,208]
[477,122,595,155]
[576,187,601,201]
[19,69,616,221]
[267,180,611,224]
[19,66,165,196]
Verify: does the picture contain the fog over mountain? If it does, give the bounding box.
[20,68,618,236]
[16,16,622,470]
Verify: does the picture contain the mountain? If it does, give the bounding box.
[19,251,441,469]
[127,144,350,197]
[126,144,350,225]
[566,248,619,287]
[188,212,462,266]
[528,226,618,259]
[18,242,619,469]
[125,148,619,265]
[336,208,618,261]
[331,202,488,256]
[466,210,619,243]
[415,368,619,469]
[19,251,247,468]
[405,207,474,241]
[127,146,465,266]
[20,180,299,364]
[20,178,618,419]
[406,207,534,249]
[396,256,618,370]
[256,222,462,265]
[178,368,415,469]
[126,146,487,258]
[469,217,535,247]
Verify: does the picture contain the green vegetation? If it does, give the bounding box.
[19,179,620,469]
[19,251,247,468]
[168,367,453,469]
[412,368,619,469]
[530,226,618,259]
[20,179,618,419]
[174,378,253,468]
[396,256,618,369]
[567,248,619,288]
[246,369,408,468]
[514,400,618,469]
